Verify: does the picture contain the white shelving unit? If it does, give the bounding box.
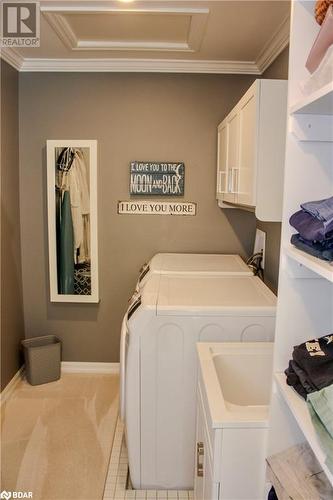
[290,81,333,114]
[267,0,333,490]
[285,245,333,282]
[275,373,333,485]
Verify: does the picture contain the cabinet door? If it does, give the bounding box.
[219,428,268,500]
[216,122,228,199]
[194,391,219,500]
[237,91,257,207]
[223,111,239,204]
[194,393,205,499]
[203,451,219,500]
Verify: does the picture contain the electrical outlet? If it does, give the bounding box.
[253,229,266,269]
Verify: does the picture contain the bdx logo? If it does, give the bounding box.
[1,2,40,47]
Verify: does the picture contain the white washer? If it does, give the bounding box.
[136,253,253,290]
[121,274,276,490]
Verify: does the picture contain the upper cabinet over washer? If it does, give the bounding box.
[216,79,288,222]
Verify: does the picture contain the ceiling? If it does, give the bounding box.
[1,0,291,73]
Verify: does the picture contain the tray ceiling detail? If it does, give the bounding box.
[0,1,290,74]
[43,7,209,52]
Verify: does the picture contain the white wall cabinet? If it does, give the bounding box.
[216,79,288,222]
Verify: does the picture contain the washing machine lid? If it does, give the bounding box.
[156,275,276,316]
[140,274,161,306]
[149,253,252,276]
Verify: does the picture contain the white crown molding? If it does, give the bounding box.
[0,11,289,74]
[43,12,77,51]
[43,8,209,53]
[61,361,120,374]
[188,9,209,52]
[0,47,24,71]
[76,40,192,51]
[40,3,209,15]
[19,57,261,74]
[256,15,290,73]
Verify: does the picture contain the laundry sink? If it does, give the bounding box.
[197,342,274,427]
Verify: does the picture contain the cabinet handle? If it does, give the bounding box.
[231,167,239,194]
[197,442,204,477]
[219,171,226,194]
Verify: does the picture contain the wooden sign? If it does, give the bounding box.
[118,200,196,216]
[130,161,185,196]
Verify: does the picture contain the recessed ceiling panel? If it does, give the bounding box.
[44,7,209,52]
[65,13,191,44]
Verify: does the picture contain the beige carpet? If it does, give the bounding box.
[1,373,119,500]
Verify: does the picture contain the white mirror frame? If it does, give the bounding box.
[46,140,99,303]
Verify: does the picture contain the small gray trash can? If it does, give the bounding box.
[21,335,61,385]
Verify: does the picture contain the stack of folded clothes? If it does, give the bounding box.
[307,385,333,474]
[285,334,333,400]
[289,196,333,262]
[285,334,333,473]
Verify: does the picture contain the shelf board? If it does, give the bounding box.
[290,82,333,115]
[285,244,333,282]
[275,372,333,486]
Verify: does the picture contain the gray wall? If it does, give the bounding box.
[259,46,289,292]
[19,73,258,362]
[263,46,289,80]
[1,60,25,390]
[18,48,289,364]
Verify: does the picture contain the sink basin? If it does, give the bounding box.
[197,342,274,428]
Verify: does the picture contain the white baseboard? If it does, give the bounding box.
[61,362,120,374]
[0,365,25,405]
[0,363,118,404]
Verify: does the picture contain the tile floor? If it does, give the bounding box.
[103,418,194,500]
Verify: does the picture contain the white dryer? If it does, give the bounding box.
[122,274,276,490]
[136,253,252,290]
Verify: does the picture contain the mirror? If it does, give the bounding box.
[46,140,99,302]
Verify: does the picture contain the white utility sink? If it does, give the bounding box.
[197,342,274,428]
[195,342,274,499]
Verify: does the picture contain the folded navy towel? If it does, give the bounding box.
[290,210,333,241]
[291,233,333,261]
[301,196,333,222]
[285,361,311,399]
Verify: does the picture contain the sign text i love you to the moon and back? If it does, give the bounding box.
[130,161,185,196]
